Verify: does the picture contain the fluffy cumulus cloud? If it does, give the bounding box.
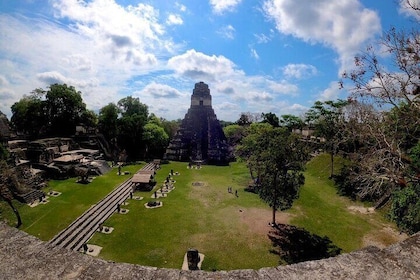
[138,82,184,98]
[282,64,318,79]
[167,49,244,82]
[166,13,183,25]
[0,0,179,116]
[52,0,170,65]
[267,80,299,95]
[210,0,242,14]
[318,81,342,101]
[263,0,381,73]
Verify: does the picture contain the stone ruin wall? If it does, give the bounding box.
[0,223,418,279]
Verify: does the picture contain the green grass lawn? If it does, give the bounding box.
[0,155,403,270]
[89,162,278,271]
[0,163,145,240]
[287,154,401,252]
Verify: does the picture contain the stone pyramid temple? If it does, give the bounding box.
[164,82,229,164]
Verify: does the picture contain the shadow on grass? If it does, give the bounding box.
[268,223,342,264]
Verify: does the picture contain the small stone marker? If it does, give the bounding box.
[187,249,200,270]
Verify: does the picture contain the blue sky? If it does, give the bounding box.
[0,0,418,121]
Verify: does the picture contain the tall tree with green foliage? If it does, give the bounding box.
[280,114,304,132]
[236,122,272,181]
[305,100,348,177]
[160,118,181,141]
[261,112,280,127]
[238,125,308,225]
[117,96,148,161]
[98,103,120,142]
[11,84,94,137]
[142,122,169,159]
[45,84,88,136]
[11,90,47,137]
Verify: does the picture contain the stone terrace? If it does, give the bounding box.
[0,223,418,279]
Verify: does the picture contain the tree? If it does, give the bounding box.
[280,114,304,132]
[98,103,120,141]
[45,84,87,136]
[0,161,22,228]
[236,122,272,181]
[117,96,148,160]
[261,112,280,127]
[305,100,348,177]
[81,109,98,128]
[236,112,261,126]
[389,182,420,234]
[336,3,420,231]
[223,124,245,147]
[342,27,419,111]
[11,90,47,137]
[238,126,308,225]
[142,122,169,159]
[11,84,92,137]
[161,118,181,141]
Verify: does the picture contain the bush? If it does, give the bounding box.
[332,164,358,200]
[389,183,420,234]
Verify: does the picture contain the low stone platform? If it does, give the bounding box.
[0,223,419,279]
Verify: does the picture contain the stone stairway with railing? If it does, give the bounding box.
[48,162,157,251]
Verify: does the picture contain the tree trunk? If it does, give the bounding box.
[6,199,22,228]
[271,174,278,226]
[272,206,276,226]
[330,150,334,178]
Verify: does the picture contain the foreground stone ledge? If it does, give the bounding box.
[0,223,418,279]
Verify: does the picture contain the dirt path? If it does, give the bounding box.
[347,206,408,248]
[237,207,293,236]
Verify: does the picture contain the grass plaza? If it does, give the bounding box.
[0,154,405,271]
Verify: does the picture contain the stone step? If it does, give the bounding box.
[49,178,133,248]
[48,162,157,251]
[69,187,133,251]
[66,183,133,251]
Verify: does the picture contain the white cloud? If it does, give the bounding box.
[0,1,179,117]
[254,32,273,44]
[0,75,9,86]
[250,48,259,60]
[138,82,184,99]
[318,81,342,101]
[282,64,318,79]
[210,0,242,14]
[167,49,244,82]
[36,71,99,89]
[176,2,187,12]
[399,0,420,20]
[263,0,381,74]
[217,25,236,39]
[167,14,183,25]
[52,0,171,65]
[267,80,299,95]
[249,91,273,102]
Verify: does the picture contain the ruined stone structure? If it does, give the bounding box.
[0,223,419,279]
[164,82,229,164]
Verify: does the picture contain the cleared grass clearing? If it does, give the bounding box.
[89,162,278,271]
[0,155,405,271]
[288,154,405,252]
